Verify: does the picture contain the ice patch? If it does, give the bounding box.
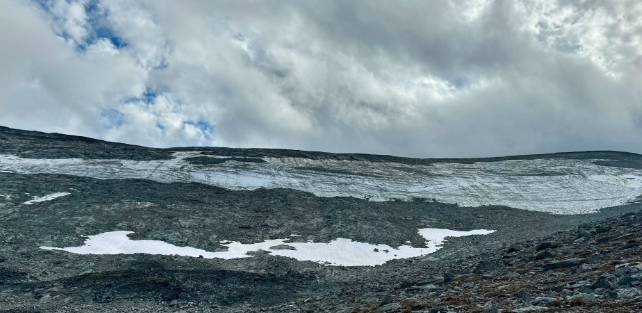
[3,153,642,214]
[40,228,494,266]
[23,192,71,205]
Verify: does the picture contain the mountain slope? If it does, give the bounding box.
[0,126,641,312]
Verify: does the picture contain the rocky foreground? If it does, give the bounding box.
[326,211,642,313]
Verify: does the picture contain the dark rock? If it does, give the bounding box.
[542,258,585,270]
[474,261,503,274]
[535,250,555,260]
[594,226,612,234]
[93,291,115,303]
[549,284,565,292]
[591,277,612,290]
[399,281,414,289]
[443,272,454,284]
[536,242,561,251]
[597,236,615,243]
[615,267,631,277]
[506,244,524,253]
[577,230,591,238]
[269,244,296,250]
[379,303,400,311]
[622,242,640,249]
[379,295,392,306]
[517,290,531,299]
[618,275,637,286]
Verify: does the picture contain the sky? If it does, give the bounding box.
[1,0,641,158]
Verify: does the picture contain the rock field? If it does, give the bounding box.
[0,126,641,312]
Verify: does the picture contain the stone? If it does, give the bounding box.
[591,277,612,290]
[577,230,591,238]
[536,242,560,251]
[517,290,531,299]
[618,288,641,298]
[378,303,401,311]
[542,258,585,270]
[505,271,520,278]
[534,250,555,260]
[38,294,51,303]
[622,242,640,249]
[580,293,596,301]
[474,261,503,274]
[618,275,637,286]
[269,244,296,250]
[507,244,524,253]
[513,306,548,312]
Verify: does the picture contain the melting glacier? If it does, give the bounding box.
[2,153,642,214]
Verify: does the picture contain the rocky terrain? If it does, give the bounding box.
[339,210,642,313]
[0,126,641,312]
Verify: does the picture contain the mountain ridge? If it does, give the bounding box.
[2,125,642,168]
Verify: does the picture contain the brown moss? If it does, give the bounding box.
[571,297,584,307]
[547,300,563,307]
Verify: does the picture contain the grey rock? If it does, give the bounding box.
[579,293,596,301]
[536,242,560,251]
[38,294,51,303]
[618,288,641,298]
[512,306,548,312]
[269,244,296,250]
[542,258,585,270]
[517,290,531,299]
[618,275,637,286]
[378,303,401,311]
[505,271,520,278]
[577,230,591,238]
[474,261,503,274]
[615,266,632,277]
[507,244,524,253]
[591,277,612,290]
[534,250,555,260]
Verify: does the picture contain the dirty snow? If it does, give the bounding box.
[23,192,71,205]
[3,153,642,213]
[40,228,494,266]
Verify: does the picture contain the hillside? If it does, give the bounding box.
[0,126,641,312]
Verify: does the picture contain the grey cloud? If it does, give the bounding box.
[1,0,641,157]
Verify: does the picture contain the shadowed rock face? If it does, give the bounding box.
[0,125,641,312]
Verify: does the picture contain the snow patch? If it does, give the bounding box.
[40,228,494,266]
[23,192,71,205]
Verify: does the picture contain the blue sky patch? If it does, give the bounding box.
[123,87,161,105]
[100,108,124,129]
[33,0,127,52]
[449,77,468,90]
[184,120,215,138]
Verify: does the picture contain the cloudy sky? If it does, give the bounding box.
[1,0,641,158]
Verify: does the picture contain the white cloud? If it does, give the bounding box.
[1,0,641,157]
